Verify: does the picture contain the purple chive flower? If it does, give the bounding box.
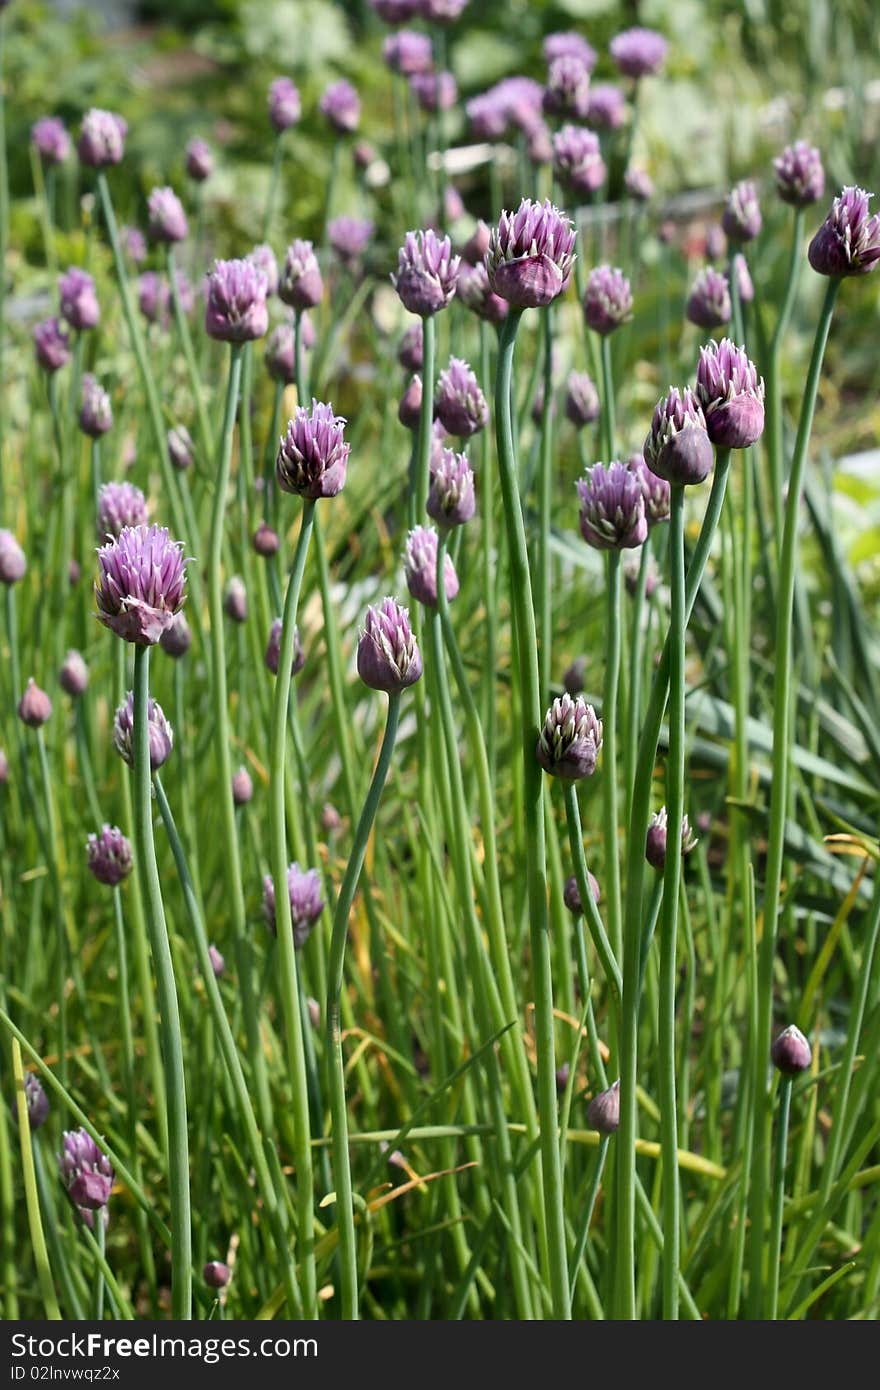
[253,521,280,556]
[565,371,600,428]
[487,199,576,309]
[461,220,490,266]
[577,461,648,551]
[137,271,168,327]
[544,32,597,70]
[383,30,433,76]
[771,1024,812,1075]
[97,481,148,539]
[279,239,323,311]
[398,320,424,370]
[248,243,278,297]
[357,597,423,694]
[628,454,672,524]
[808,186,880,277]
[167,424,194,471]
[563,657,586,695]
[276,400,350,499]
[268,77,301,133]
[705,224,726,262]
[185,137,213,182]
[0,530,27,585]
[14,1072,50,1130]
[624,166,654,202]
[552,126,606,198]
[173,270,195,317]
[774,141,824,207]
[265,618,304,678]
[410,70,458,113]
[18,679,52,728]
[32,116,71,165]
[645,807,698,870]
[537,693,603,780]
[86,825,133,887]
[434,356,488,438]
[113,690,173,770]
[465,90,509,141]
[122,224,147,265]
[224,576,247,624]
[455,262,509,325]
[609,27,668,79]
[60,648,89,697]
[0,749,7,785]
[79,375,113,438]
[77,108,127,168]
[695,338,765,449]
[404,526,459,608]
[205,259,269,343]
[265,324,297,383]
[586,83,626,131]
[328,216,374,267]
[543,56,591,120]
[59,1130,114,1225]
[398,374,423,431]
[320,80,361,135]
[232,766,253,806]
[371,0,419,22]
[733,253,754,304]
[33,317,71,372]
[159,612,191,660]
[583,265,632,335]
[59,267,100,330]
[526,119,554,166]
[208,944,225,977]
[263,863,325,946]
[96,524,187,646]
[417,0,468,20]
[685,266,731,329]
[427,448,475,529]
[392,229,460,316]
[587,1079,620,1134]
[563,872,601,915]
[147,186,188,244]
[643,387,713,488]
[204,1261,231,1290]
[721,179,762,244]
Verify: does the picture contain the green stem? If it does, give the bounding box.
[659,484,686,1320]
[326,693,401,1320]
[12,1042,61,1319]
[131,644,191,1318]
[615,449,732,1318]
[478,322,498,781]
[538,305,554,696]
[747,278,839,1317]
[561,781,621,1006]
[768,1075,793,1320]
[167,245,212,464]
[414,315,436,522]
[269,498,317,1318]
[495,309,570,1319]
[599,335,616,461]
[603,551,623,963]
[766,207,805,558]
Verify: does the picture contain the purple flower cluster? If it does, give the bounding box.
[59,267,100,330]
[695,339,765,448]
[86,825,133,887]
[392,229,460,315]
[543,32,597,71]
[113,690,174,771]
[434,357,488,438]
[0,530,26,585]
[33,317,71,372]
[404,526,459,607]
[536,694,603,781]
[486,199,576,309]
[644,388,713,488]
[263,863,325,947]
[147,186,188,244]
[205,259,269,343]
[357,597,423,694]
[32,117,71,165]
[427,449,475,529]
[265,618,304,677]
[279,239,323,311]
[543,55,591,120]
[564,371,600,428]
[686,266,731,329]
[808,185,880,277]
[774,141,824,207]
[268,77,301,134]
[583,265,632,335]
[465,77,544,141]
[97,481,148,539]
[455,262,508,324]
[383,31,432,75]
[577,461,647,551]
[320,80,361,134]
[95,524,187,645]
[645,807,698,870]
[78,109,127,168]
[185,137,213,182]
[79,374,113,438]
[721,180,762,244]
[328,217,374,266]
[59,1130,114,1226]
[609,27,667,79]
[276,401,350,500]
[410,70,457,113]
[552,126,606,198]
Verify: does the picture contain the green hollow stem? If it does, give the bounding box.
[478,322,498,780]
[767,1075,793,1320]
[269,498,317,1319]
[568,1136,610,1288]
[537,305,554,696]
[95,175,199,597]
[262,133,285,241]
[615,448,732,1318]
[602,551,623,963]
[153,775,302,1316]
[624,537,651,819]
[599,335,616,461]
[495,309,570,1319]
[326,692,401,1321]
[766,208,806,557]
[12,1042,61,1319]
[0,14,7,505]
[659,484,686,1320]
[35,730,68,1088]
[561,781,622,1008]
[131,644,191,1319]
[207,344,273,1134]
[167,246,212,464]
[413,315,436,522]
[746,278,839,1317]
